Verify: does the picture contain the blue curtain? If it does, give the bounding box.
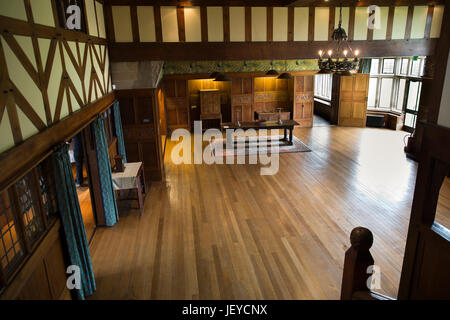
[92,115,119,227]
[113,102,127,163]
[51,144,96,300]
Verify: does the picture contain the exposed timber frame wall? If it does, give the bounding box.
[105,1,445,61]
[0,0,114,191]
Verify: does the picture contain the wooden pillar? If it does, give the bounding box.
[341,227,374,300]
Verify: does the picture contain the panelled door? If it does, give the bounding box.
[231,77,253,122]
[338,73,369,127]
[162,79,190,131]
[293,76,314,127]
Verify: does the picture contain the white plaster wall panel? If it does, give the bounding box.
[85,0,99,37]
[229,7,245,42]
[161,6,179,42]
[353,7,368,40]
[112,6,133,42]
[38,38,51,68]
[392,6,408,40]
[0,112,15,153]
[1,37,46,126]
[31,0,55,27]
[273,7,288,41]
[184,7,202,42]
[137,6,156,42]
[293,7,308,41]
[96,1,106,39]
[314,7,329,41]
[47,42,63,118]
[431,5,444,38]
[251,7,267,41]
[0,1,27,21]
[411,6,428,39]
[14,35,37,71]
[63,42,84,108]
[17,107,38,140]
[373,7,389,40]
[207,7,223,42]
[335,7,349,31]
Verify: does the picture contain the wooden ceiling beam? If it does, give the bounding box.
[109,39,437,61]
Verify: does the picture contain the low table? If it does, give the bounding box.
[111,162,147,215]
[221,120,299,146]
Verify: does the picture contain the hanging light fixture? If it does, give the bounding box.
[209,61,231,81]
[317,0,360,74]
[266,61,280,76]
[278,60,293,80]
[209,71,221,79]
[214,73,231,82]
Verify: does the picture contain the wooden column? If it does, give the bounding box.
[341,227,374,300]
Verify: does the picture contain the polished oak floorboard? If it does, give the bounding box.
[89,126,430,300]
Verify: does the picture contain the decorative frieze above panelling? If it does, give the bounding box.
[0,0,112,154]
[162,59,318,75]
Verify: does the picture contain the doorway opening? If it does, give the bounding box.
[68,131,96,243]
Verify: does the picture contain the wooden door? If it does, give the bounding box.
[293,76,314,127]
[117,89,164,182]
[338,74,369,127]
[162,79,190,131]
[231,77,253,122]
[398,124,450,299]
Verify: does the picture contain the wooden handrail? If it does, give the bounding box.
[340,227,375,300]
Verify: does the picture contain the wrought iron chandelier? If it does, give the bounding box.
[318,1,360,75]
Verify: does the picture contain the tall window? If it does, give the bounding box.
[0,157,59,289]
[314,74,333,101]
[367,57,425,119]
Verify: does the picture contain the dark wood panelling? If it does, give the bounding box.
[367,6,374,41]
[177,7,186,42]
[116,89,163,181]
[398,123,450,299]
[424,5,434,39]
[293,75,314,127]
[385,6,395,40]
[231,77,253,122]
[328,6,335,41]
[109,39,438,61]
[130,5,140,43]
[200,6,208,42]
[154,5,163,42]
[0,220,71,300]
[404,5,414,40]
[308,6,314,41]
[267,7,273,42]
[348,6,355,40]
[223,6,230,42]
[245,7,251,42]
[288,7,294,41]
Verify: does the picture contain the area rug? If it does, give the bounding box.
[210,135,312,157]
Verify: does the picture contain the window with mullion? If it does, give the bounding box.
[14,174,44,246]
[37,160,59,222]
[0,191,25,280]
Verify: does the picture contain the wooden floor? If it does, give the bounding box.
[89,125,432,300]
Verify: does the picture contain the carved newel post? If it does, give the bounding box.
[340,227,375,300]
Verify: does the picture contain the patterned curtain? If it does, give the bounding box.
[113,102,127,163]
[92,115,119,227]
[358,59,371,74]
[51,144,96,300]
